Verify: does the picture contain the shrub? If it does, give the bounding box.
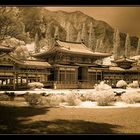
[40,92,46,96]
[94,81,112,91]
[28,82,44,89]
[47,95,64,107]
[95,90,116,106]
[127,81,139,88]
[0,93,9,101]
[80,92,96,102]
[24,93,42,106]
[4,92,15,101]
[66,92,81,106]
[41,95,66,107]
[121,91,140,104]
[116,80,127,89]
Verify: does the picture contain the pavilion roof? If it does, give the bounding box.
[0,53,51,68]
[109,66,125,71]
[32,40,111,58]
[23,60,51,67]
[0,44,14,52]
[114,57,135,63]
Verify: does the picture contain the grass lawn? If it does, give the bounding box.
[0,98,140,134]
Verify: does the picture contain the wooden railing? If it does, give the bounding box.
[0,69,50,74]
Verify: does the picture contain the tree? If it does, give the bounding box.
[95,39,100,52]
[54,26,59,40]
[76,30,81,42]
[113,28,120,59]
[81,23,86,43]
[96,39,104,52]
[0,7,24,41]
[125,33,131,58]
[20,7,46,39]
[66,22,71,42]
[34,33,40,53]
[88,22,96,50]
[1,36,29,59]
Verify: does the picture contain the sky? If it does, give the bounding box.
[45,6,140,38]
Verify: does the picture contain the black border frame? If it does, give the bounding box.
[0,0,140,5]
[0,0,140,139]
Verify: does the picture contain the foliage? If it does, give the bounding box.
[94,81,112,91]
[0,7,25,41]
[116,80,127,89]
[28,82,44,89]
[79,92,96,102]
[113,28,120,59]
[121,91,140,104]
[20,7,46,39]
[127,81,139,88]
[93,81,115,106]
[0,93,9,101]
[4,91,15,101]
[24,93,42,106]
[95,90,116,106]
[40,94,66,107]
[66,92,81,106]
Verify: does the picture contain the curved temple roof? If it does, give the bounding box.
[23,60,51,67]
[0,44,15,53]
[32,40,111,58]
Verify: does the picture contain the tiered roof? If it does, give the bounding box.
[0,44,15,53]
[23,60,51,67]
[113,56,136,69]
[32,40,111,58]
[114,57,135,63]
[0,53,51,68]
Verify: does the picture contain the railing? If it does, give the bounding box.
[0,69,50,74]
[53,81,78,84]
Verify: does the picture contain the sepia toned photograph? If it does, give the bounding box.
[0,6,140,134]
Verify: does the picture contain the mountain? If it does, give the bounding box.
[40,8,139,57]
[1,7,139,58]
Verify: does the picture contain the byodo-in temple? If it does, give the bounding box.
[1,27,140,90]
[0,38,140,90]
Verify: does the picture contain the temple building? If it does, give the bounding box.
[0,44,51,90]
[32,39,111,89]
[1,28,140,90]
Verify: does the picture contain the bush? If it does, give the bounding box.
[47,95,65,107]
[127,81,139,88]
[40,95,67,107]
[40,92,46,96]
[24,93,42,106]
[4,92,15,101]
[116,80,127,89]
[121,91,140,104]
[0,93,9,101]
[94,81,112,91]
[80,92,96,102]
[28,82,44,89]
[66,92,81,106]
[95,90,116,106]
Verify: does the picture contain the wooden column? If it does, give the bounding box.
[57,68,60,82]
[13,74,16,90]
[75,68,78,83]
[64,68,66,83]
[21,77,22,85]
[36,73,38,82]
[95,70,97,83]
[26,73,28,85]
[16,74,18,86]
